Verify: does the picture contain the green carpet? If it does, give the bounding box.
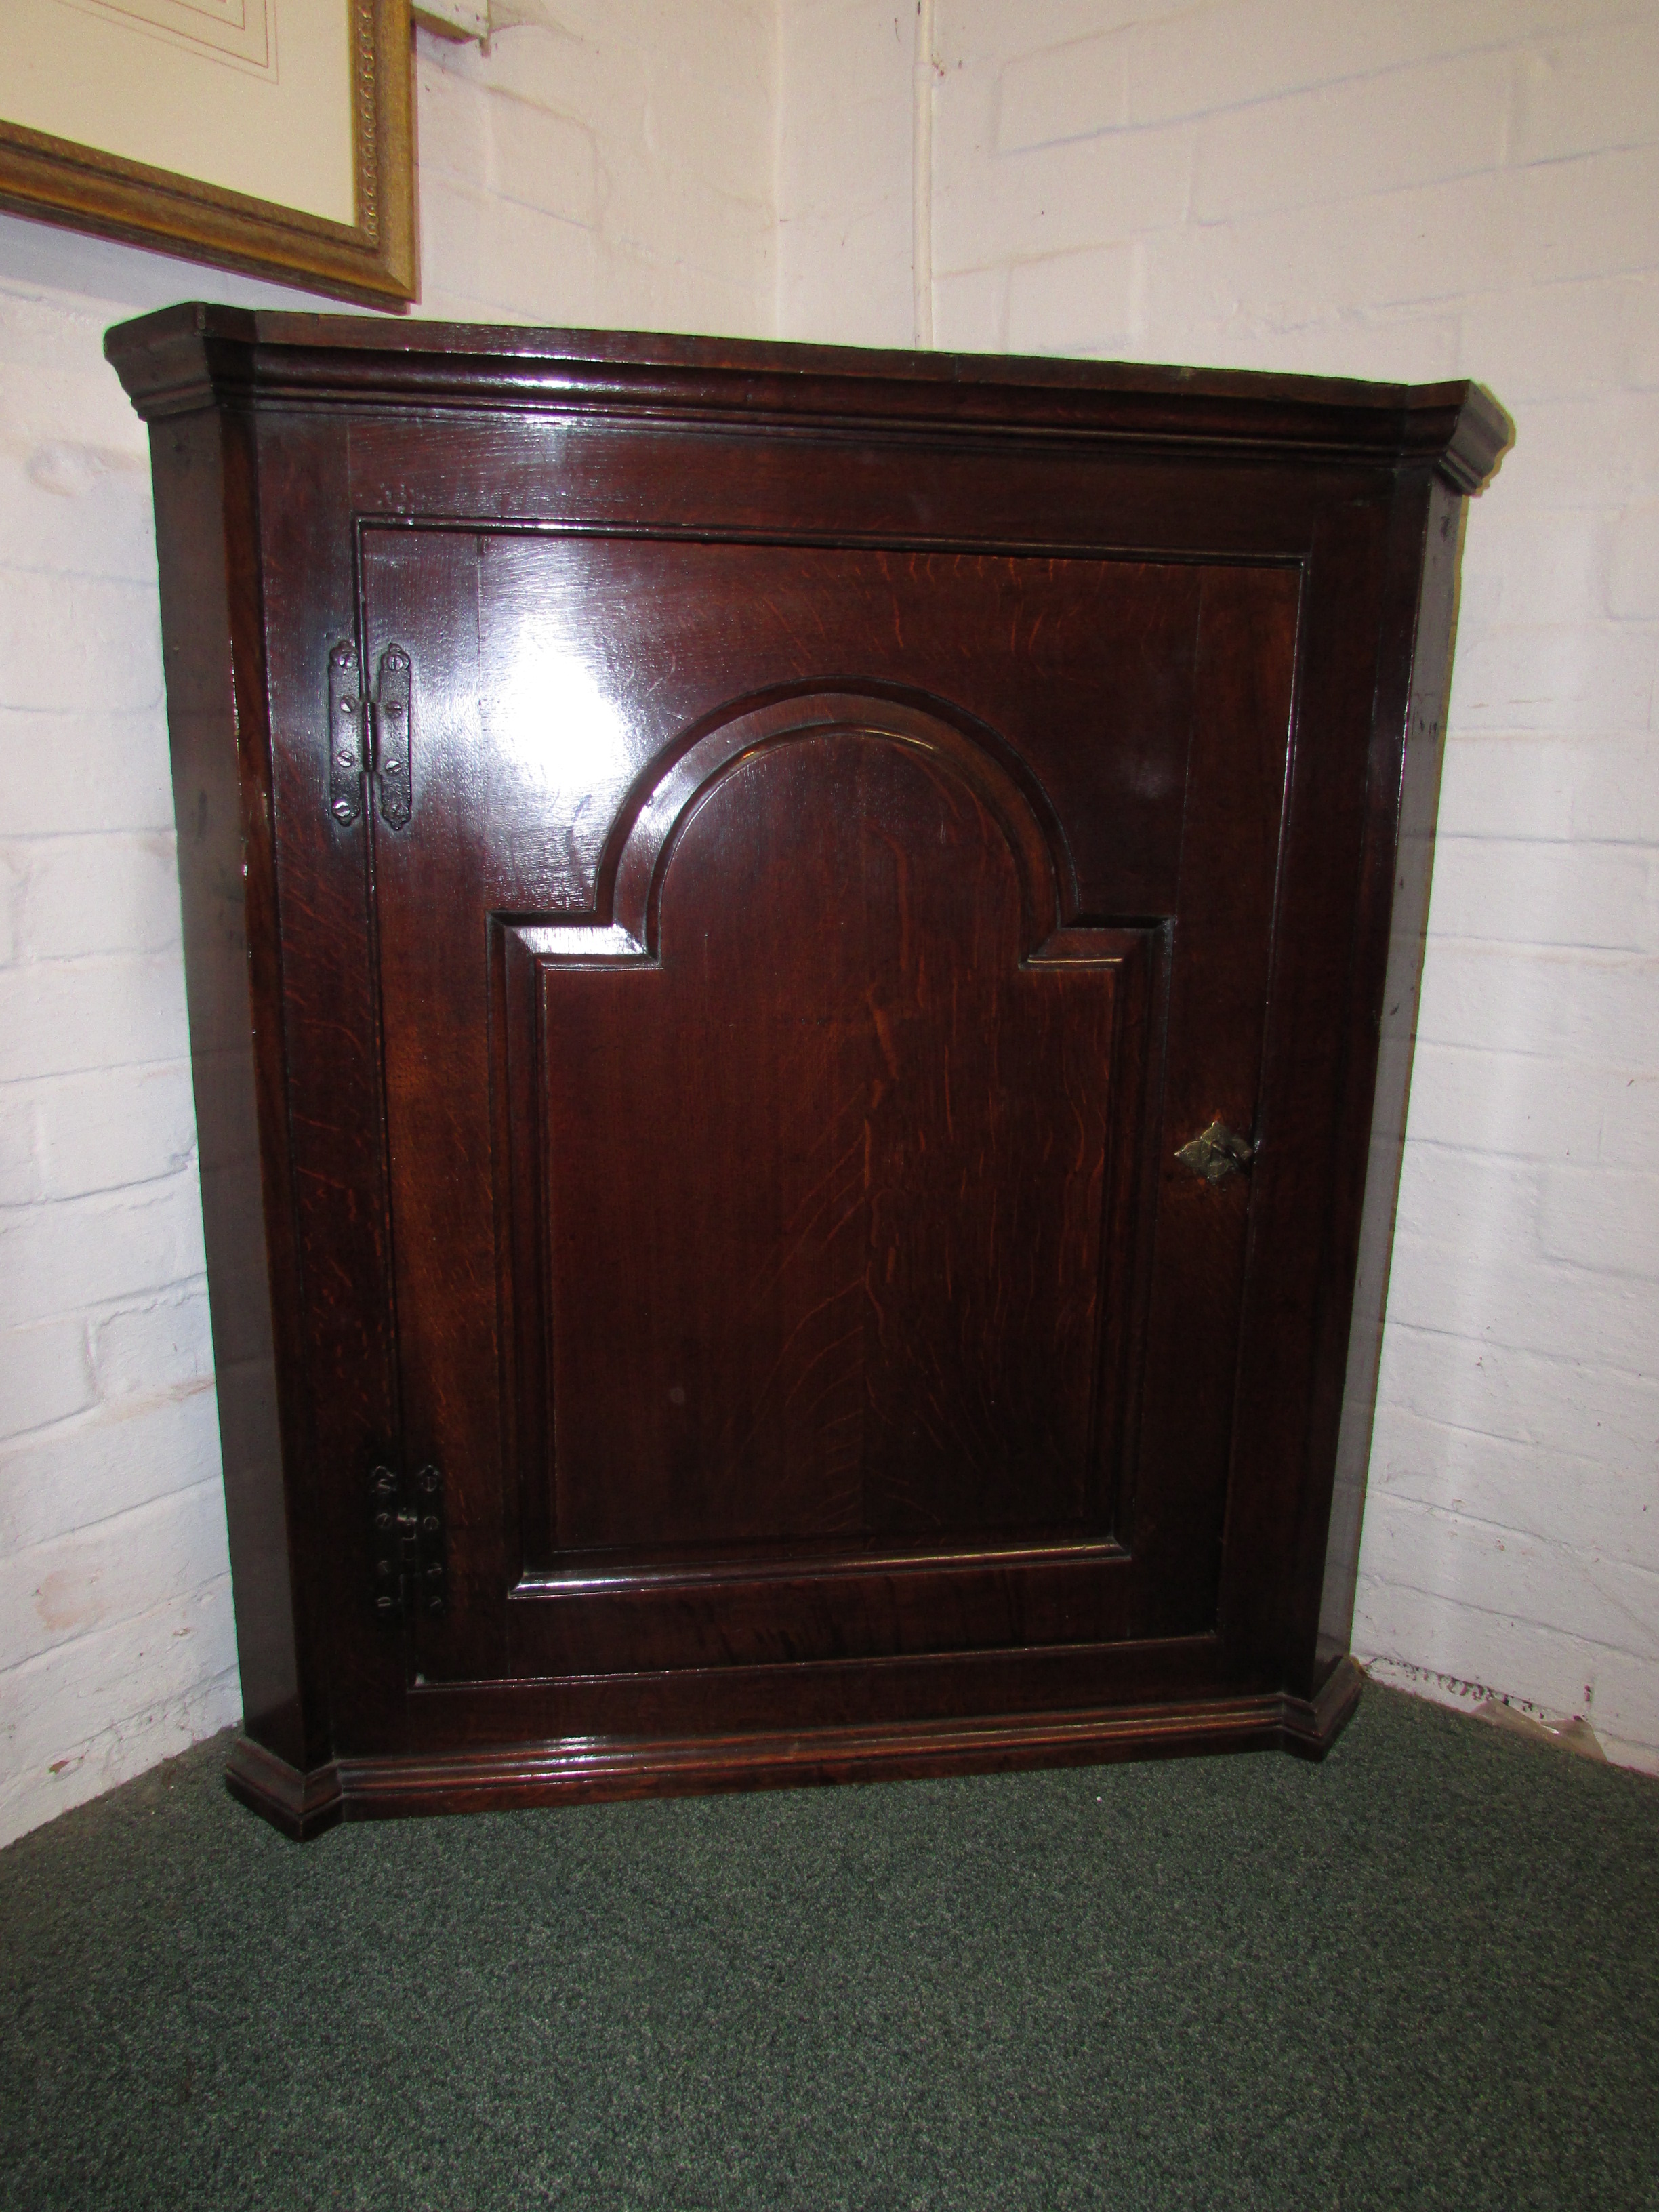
[2,1683,1655,2211]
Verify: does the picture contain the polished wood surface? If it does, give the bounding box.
[108,308,1507,1837]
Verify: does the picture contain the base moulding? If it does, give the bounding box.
[224,1656,1365,1841]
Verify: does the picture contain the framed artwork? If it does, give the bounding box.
[0,0,416,306]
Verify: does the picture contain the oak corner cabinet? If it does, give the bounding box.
[107,306,1509,1839]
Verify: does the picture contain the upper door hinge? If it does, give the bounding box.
[375,644,413,830]
[327,641,414,830]
[369,1462,447,1624]
[327,640,365,825]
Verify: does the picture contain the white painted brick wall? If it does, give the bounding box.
[777,0,917,347]
[0,0,776,1847]
[777,0,1659,1771]
[417,0,775,331]
[5,0,1654,1841]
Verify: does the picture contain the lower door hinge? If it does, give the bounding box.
[369,1462,447,1624]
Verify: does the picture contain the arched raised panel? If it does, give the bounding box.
[606,689,1072,956]
[495,699,1152,1579]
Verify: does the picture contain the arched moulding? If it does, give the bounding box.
[600,689,1086,961]
[497,678,1155,1589]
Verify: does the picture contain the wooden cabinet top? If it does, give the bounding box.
[106,304,1508,495]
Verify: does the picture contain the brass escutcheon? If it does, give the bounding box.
[1176,1120,1255,1184]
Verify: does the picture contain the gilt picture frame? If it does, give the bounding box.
[0,0,416,308]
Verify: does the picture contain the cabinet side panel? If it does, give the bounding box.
[255,414,407,1763]
[1316,476,1465,1669]
[1216,498,1393,1690]
[146,407,306,1765]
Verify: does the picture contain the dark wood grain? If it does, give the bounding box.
[107,310,1507,1834]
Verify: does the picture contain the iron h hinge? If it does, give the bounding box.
[374,644,413,830]
[369,1462,447,1625]
[327,640,413,831]
[327,641,365,825]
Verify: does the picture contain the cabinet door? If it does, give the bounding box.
[363,529,1296,1718]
